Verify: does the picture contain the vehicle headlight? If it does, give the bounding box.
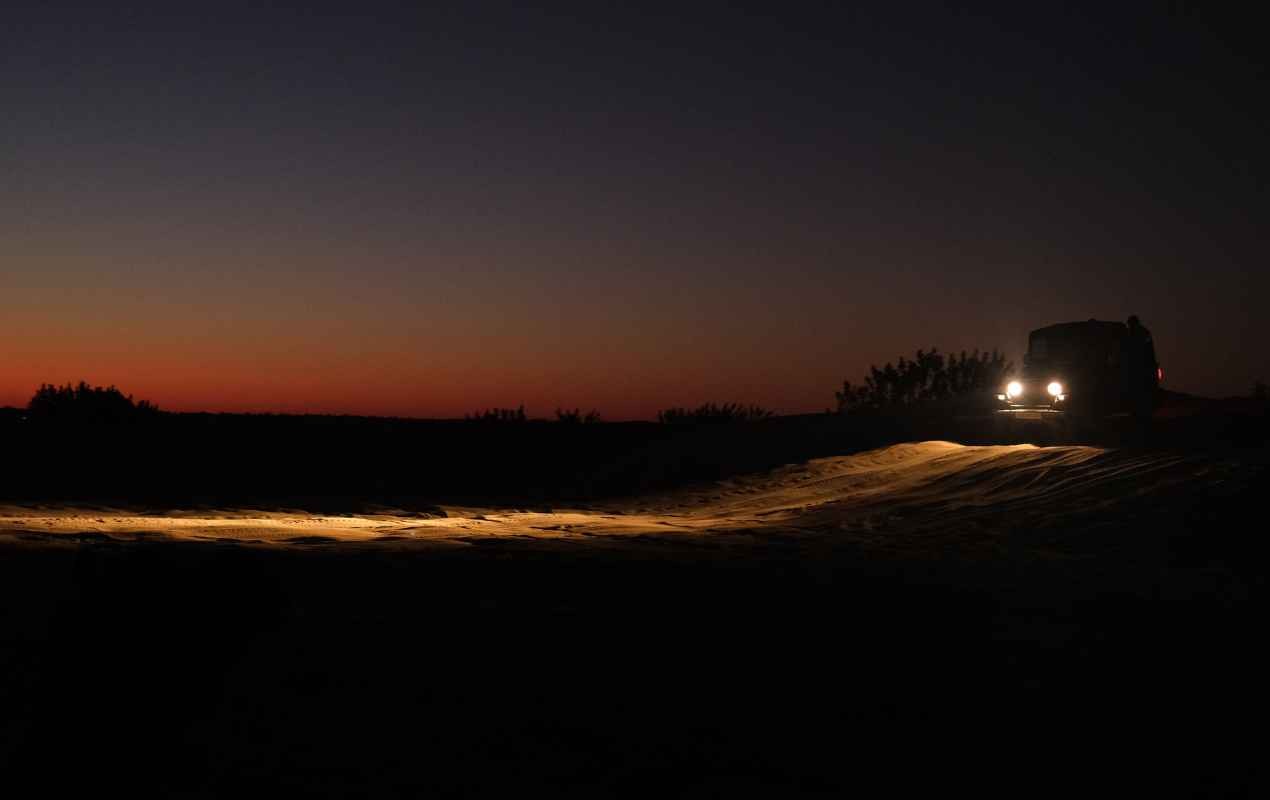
[1006,381,1023,399]
[1047,381,1064,397]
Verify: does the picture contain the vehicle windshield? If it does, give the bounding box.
[1026,330,1123,370]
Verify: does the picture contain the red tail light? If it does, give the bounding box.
[1157,367,1164,383]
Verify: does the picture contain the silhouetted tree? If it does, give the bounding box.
[26,382,161,423]
[657,402,774,424]
[836,348,1011,414]
[555,408,602,424]
[465,405,527,422]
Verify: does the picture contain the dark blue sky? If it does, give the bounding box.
[2,3,1265,415]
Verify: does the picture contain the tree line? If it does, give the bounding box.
[835,348,1012,414]
[17,347,1018,427]
[25,382,161,423]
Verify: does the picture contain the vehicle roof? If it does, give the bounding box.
[1029,320,1127,340]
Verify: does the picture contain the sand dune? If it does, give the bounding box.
[0,441,1235,556]
[3,440,1258,797]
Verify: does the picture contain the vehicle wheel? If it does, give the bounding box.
[1060,412,1091,445]
[1130,391,1154,428]
[1052,416,1075,445]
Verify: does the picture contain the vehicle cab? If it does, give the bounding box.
[997,319,1161,422]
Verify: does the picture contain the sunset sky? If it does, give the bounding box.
[3,3,1264,418]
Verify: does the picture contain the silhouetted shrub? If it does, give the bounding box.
[27,382,161,423]
[657,403,774,424]
[555,408,602,424]
[1253,380,1268,401]
[836,348,1012,414]
[465,406,528,423]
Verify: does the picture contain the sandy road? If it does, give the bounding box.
[1,441,1259,799]
[0,441,1242,557]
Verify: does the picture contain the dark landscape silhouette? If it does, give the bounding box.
[2,367,1267,795]
[3,4,1266,797]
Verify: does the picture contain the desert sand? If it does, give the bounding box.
[0,441,1233,554]
[2,439,1260,796]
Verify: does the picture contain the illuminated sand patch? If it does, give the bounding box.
[0,442,1212,552]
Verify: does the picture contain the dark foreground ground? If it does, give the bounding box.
[0,404,1265,796]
